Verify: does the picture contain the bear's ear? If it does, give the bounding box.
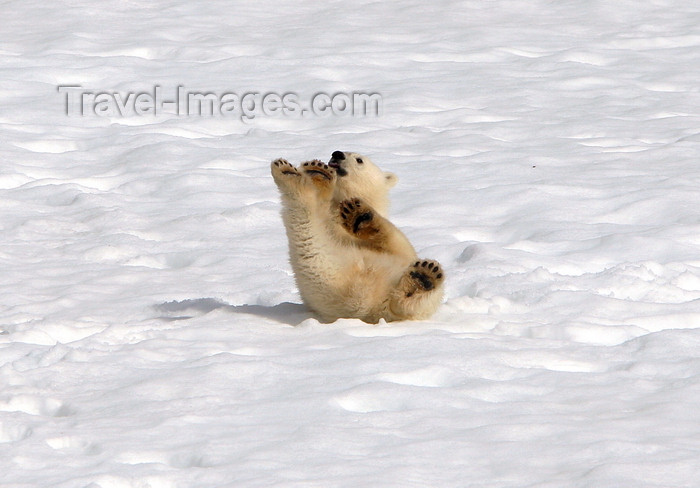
[384,172,398,188]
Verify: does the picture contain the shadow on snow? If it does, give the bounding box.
[153,298,310,326]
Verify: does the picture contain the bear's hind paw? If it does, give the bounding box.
[406,260,444,297]
[339,198,379,239]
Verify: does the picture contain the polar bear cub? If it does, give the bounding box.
[271,151,444,323]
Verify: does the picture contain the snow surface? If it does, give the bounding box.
[2,0,700,486]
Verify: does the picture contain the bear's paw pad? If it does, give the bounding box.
[301,160,335,181]
[339,198,375,235]
[408,260,444,294]
[272,158,300,176]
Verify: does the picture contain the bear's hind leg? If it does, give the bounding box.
[389,259,445,320]
[338,198,416,259]
[339,198,382,241]
[405,260,444,297]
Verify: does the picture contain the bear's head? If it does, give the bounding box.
[328,151,397,216]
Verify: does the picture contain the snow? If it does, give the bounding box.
[1,0,700,486]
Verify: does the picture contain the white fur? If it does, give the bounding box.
[330,152,397,216]
[271,152,444,323]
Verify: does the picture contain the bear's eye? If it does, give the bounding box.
[356,158,363,164]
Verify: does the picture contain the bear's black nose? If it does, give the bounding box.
[331,151,345,160]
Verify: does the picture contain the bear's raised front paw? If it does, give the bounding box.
[300,160,335,182]
[407,260,444,296]
[271,158,300,177]
[339,198,377,238]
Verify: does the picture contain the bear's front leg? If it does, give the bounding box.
[271,158,303,195]
[272,158,337,203]
[300,160,336,200]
